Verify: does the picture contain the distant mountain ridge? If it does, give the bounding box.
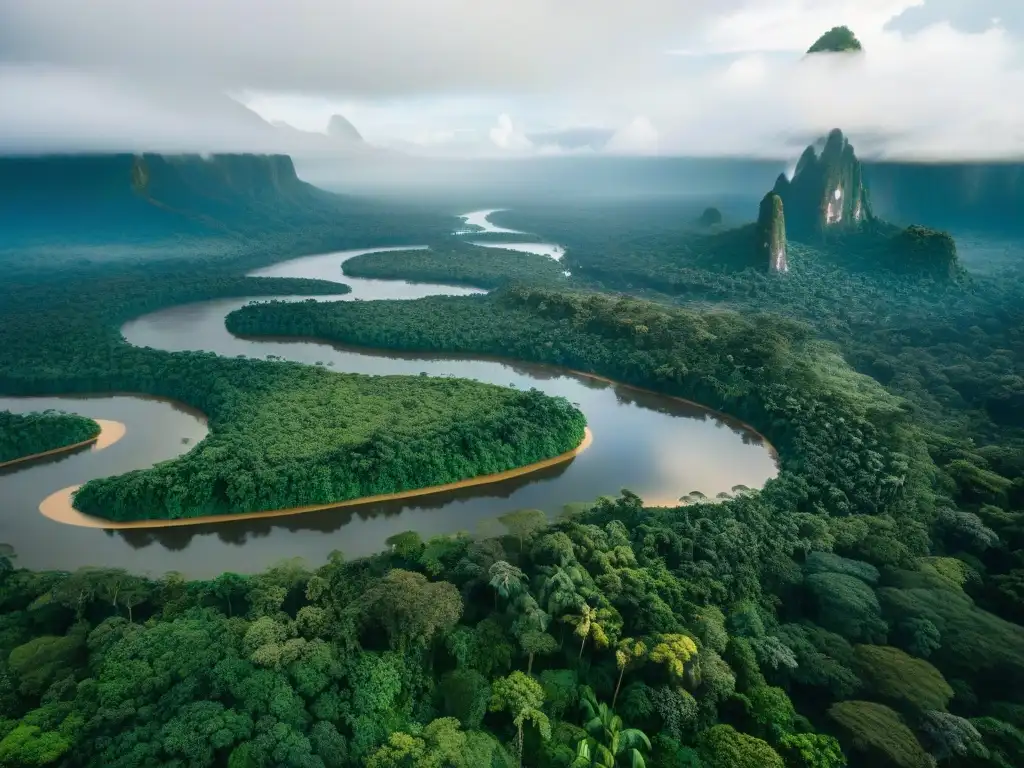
[0,152,356,245]
[326,114,363,143]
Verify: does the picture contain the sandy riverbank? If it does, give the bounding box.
[91,419,127,451]
[39,426,593,529]
[0,419,126,469]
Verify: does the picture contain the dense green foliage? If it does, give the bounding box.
[223,204,1024,764]
[807,27,863,54]
[828,702,932,767]
[0,411,100,464]
[74,372,584,521]
[0,497,851,768]
[0,212,583,522]
[228,285,927,535]
[342,242,570,290]
[4,159,1024,766]
[887,226,960,278]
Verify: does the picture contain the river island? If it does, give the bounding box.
[41,427,593,528]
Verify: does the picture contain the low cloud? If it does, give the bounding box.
[489,114,532,152]
[0,66,283,154]
[1,1,1023,160]
[650,21,1024,159]
[605,117,660,155]
[525,128,615,152]
[0,0,740,97]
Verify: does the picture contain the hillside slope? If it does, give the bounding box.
[0,153,362,245]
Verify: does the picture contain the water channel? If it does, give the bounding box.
[0,212,778,577]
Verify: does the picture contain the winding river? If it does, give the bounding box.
[0,211,778,577]
[457,209,525,235]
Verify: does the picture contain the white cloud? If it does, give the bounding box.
[0,0,742,96]
[488,114,532,152]
[605,117,660,155]
[651,20,1024,159]
[676,0,923,55]
[0,0,1023,160]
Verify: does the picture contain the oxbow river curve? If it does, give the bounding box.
[0,211,778,578]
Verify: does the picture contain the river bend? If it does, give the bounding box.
[0,212,777,576]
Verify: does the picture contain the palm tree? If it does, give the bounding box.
[488,560,526,609]
[562,604,611,659]
[512,593,551,634]
[571,687,651,768]
[539,565,587,613]
[539,567,585,647]
[519,630,558,675]
[612,637,647,708]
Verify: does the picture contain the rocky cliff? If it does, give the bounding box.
[772,129,873,241]
[757,192,788,272]
[756,130,965,278]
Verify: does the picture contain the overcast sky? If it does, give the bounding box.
[0,0,1021,159]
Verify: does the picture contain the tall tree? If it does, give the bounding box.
[519,631,558,675]
[563,604,613,659]
[362,569,463,651]
[499,509,548,551]
[613,638,648,708]
[489,561,527,609]
[211,572,249,617]
[489,671,551,768]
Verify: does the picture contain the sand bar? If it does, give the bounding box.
[39,426,593,529]
[0,419,126,469]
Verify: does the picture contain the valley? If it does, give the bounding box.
[1,130,1024,767]
[7,4,1024,764]
[0,221,776,577]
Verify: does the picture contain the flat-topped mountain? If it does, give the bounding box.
[0,153,357,245]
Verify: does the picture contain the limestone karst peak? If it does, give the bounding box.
[757,192,788,273]
[773,129,872,240]
[807,26,863,55]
